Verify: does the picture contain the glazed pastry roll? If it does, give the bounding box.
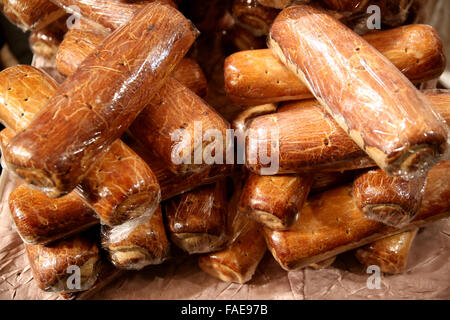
[231,103,277,136]
[353,168,426,227]
[25,231,101,293]
[232,0,280,36]
[55,27,208,97]
[8,184,98,245]
[246,96,450,175]
[101,206,170,270]
[51,0,176,31]
[164,180,228,254]
[1,0,65,31]
[225,25,446,106]
[199,201,267,284]
[269,5,448,177]
[0,65,161,226]
[320,0,368,13]
[310,171,360,194]
[4,3,197,196]
[238,172,312,230]
[263,161,450,271]
[355,229,418,274]
[129,78,230,175]
[29,16,68,60]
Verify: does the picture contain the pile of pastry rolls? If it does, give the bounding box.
[0,0,449,298]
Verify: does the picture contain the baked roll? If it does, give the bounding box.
[269,5,448,177]
[4,3,197,197]
[101,206,170,270]
[164,180,228,254]
[25,231,101,293]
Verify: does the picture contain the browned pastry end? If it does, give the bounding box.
[51,0,177,31]
[102,206,170,270]
[25,232,101,292]
[199,211,267,284]
[231,103,277,136]
[353,168,426,227]
[1,0,65,31]
[226,24,446,106]
[129,78,229,175]
[257,0,293,9]
[232,0,280,36]
[0,65,161,226]
[264,160,450,271]
[4,3,197,196]
[311,171,360,193]
[8,185,98,245]
[164,180,228,254]
[55,28,207,97]
[246,96,450,175]
[269,5,448,177]
[238,172,313,230]
[29,16,68,60]
[355,229,418,274]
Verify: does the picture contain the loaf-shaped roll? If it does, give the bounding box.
[232,0,280,36]
[0,65,161,226]
[129,78,229,175]
[124,136,234,201]
[4,3,197,196]
[198,194,267,283]
[246,95,450,175]
[51,0,176,31]
[310,171,360,194]
[8,184,98,245]
[269,5,448,177]
[256,0,293,9]
[355,229,418,274]
[29,16,68,59]
[353,168,426,227]
[25,231,101,292]
[238,172,312,230]
[264,160,450,271]
[164,180,228,254]
[55,27,207,97]
[226,24,446,106]
[1,0,65,31]
[101,206,170,270]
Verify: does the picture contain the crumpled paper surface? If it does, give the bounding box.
[0,167,449,300]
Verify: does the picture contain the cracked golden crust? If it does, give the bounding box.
[355,229,418,274]
[25,231,100,292]
[164,180,228,253]
[264,161,450,271]
[9,184,98,245]
[269,5,448,176]
[238,172,312,230]
[102,206,170,270]
[225,25,446,106]
[4,3,197,196]
[129,78,229,175]
[51,0,177,31]
[55,28,207,97]
[2,0,65,31]
[353,168,426,227]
